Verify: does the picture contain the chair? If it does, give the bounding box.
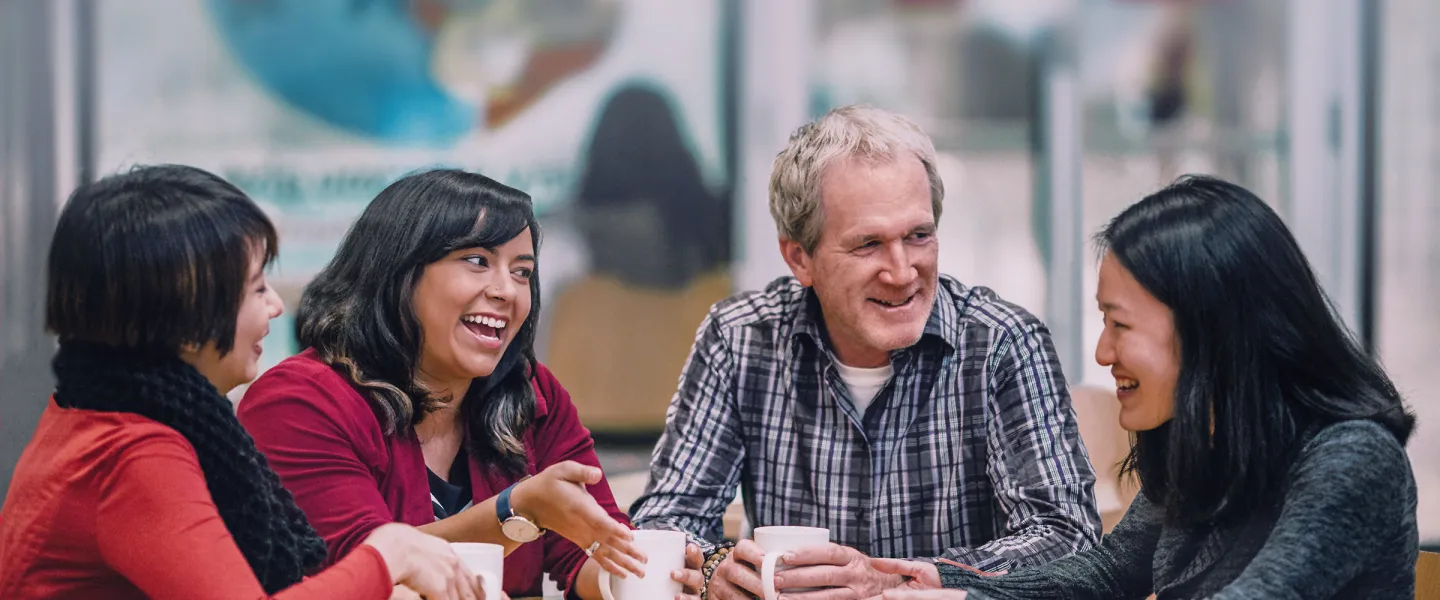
[1068,385,1139,533]
[1418,550,1440,600]
[546,270,732,433]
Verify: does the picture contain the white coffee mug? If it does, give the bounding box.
[597,529,687,600]
[451,542,504,599]
[754,526,831,600]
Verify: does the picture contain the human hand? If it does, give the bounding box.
[868,558,942,591]
[764,543,903,599]
[362,523,481,600]
[387,584,509,600]
[873,591,968,600]
[668,543,705,600]
[702,539,763,600]
[511,461,644,578]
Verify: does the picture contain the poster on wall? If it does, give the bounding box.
[95,0,733,432]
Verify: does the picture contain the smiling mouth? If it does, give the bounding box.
[1116,377,1139,393]
[869,293,916,309]
[461,314,507,342]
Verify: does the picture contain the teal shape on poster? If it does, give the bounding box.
[206,0,477,146]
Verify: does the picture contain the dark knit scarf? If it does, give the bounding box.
[52,341,328,593]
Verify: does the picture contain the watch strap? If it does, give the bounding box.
[496,482,518,524]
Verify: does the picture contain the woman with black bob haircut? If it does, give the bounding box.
[240,169,651,600]
[0,164,486,600]
[872,175,1419,599]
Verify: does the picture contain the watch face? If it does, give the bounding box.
[502,517,541,543]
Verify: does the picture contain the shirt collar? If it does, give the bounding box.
[788,278,964,361]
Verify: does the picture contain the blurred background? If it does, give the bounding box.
[1,0,1435,548]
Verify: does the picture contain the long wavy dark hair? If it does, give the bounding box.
[1100,175,1415,526]
[44,164,328,592]
[296,168,541,475]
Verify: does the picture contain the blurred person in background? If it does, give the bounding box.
[544,83,734,434]
[0,165,487,600]
[631,105,1101,600]
[238,169,678,600]
[873,176,1419,599]
[571,83,729,293]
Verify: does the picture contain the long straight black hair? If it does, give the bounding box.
[297,169,541,475]
[1099,175,1414,526]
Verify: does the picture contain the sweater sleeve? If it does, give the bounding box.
[1205,420,1416,600]
[939,493,1163,600]
[529,364,633,600]
[237,363,396,563]
[93,429,392,600]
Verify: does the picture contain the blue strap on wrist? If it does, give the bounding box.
[497,482,517,524]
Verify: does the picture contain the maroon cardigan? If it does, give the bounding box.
[237,349,630,598]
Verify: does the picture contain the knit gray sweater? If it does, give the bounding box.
[940,420,1418,599]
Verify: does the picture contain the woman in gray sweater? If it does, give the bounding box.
[872,175,1418,599]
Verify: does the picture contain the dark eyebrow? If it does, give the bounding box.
[842,234,879,248]
[514,254,536,263]
[1098,301,1123,312]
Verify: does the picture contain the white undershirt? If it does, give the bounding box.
[833,361,894,415]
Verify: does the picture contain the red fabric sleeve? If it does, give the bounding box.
[92,429,392,600]
[529,364,634,599]
[237,365,395,563]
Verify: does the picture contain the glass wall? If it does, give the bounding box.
[88,0,735,434]
[1,2,1434,538]
[792,0,1296,386]
[1074,0,1289,385]
[0,0,66,498]
[1378,0,1440,546]
[807,0,1048,333]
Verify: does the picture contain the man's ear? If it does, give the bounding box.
[779,237,814,287]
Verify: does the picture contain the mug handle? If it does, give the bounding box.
[477,570,502,600]
[761,551,785,600]
[597,568,617,600]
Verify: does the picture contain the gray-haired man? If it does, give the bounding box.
[631,105,1101,599]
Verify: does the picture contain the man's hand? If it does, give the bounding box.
[669,543,705,600]
[709,541,905,599]
[764,543,904,598]
[704,540,766,600]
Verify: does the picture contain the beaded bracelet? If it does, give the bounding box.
[699,541,737,600]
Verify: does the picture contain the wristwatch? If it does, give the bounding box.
[497,478,544,543]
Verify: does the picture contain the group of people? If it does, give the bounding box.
[0,105,1419,600]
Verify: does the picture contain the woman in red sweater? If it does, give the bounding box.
[238,169,683,600]
[0,165,488,600]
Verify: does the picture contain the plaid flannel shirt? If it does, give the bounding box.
[630,275,1101,572]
